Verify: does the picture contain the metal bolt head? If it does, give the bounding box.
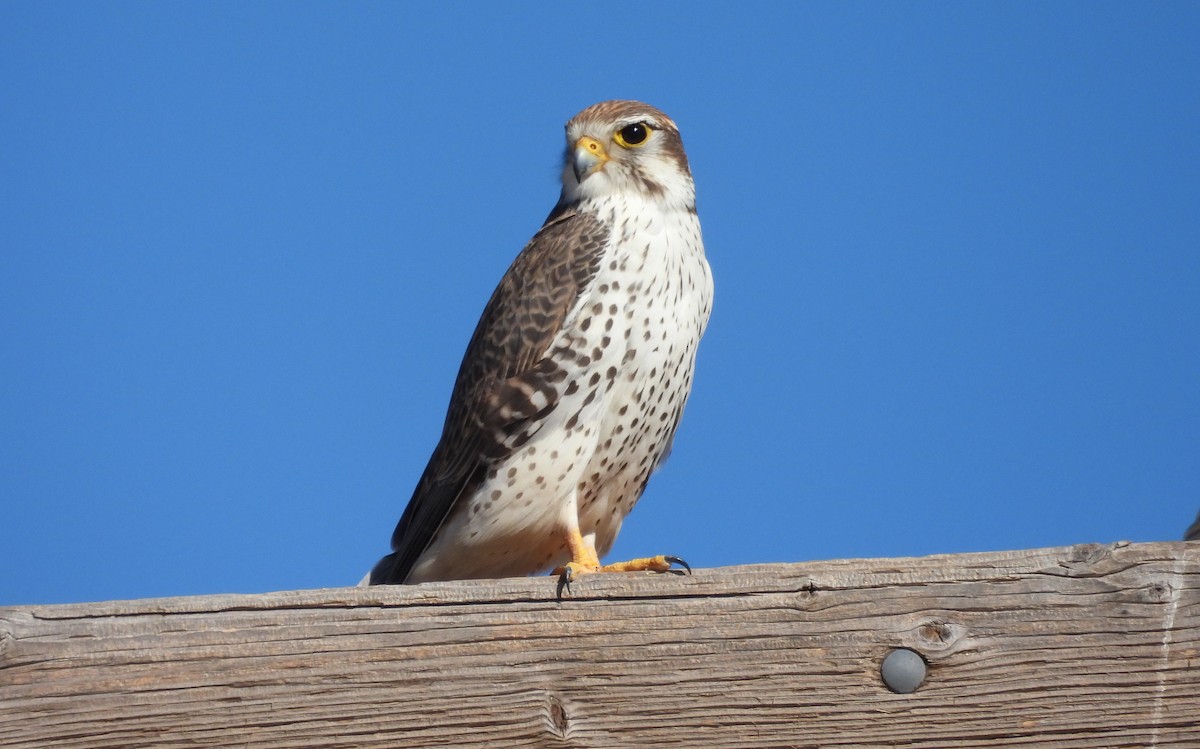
[881,648,927,693]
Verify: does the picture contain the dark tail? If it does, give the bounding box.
[367,551,407,585]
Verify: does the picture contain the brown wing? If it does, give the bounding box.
[368,209,609,584]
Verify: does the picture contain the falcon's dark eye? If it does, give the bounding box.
[614,122,652,148]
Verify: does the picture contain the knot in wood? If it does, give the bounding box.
[1144,579,1174,603]
[1066,543,1111,566]
[915,619,962,651]
[544,693,572,740]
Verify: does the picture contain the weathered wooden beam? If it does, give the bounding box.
[2,541,1197,748]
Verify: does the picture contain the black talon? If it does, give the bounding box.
[555,565,577,600]
[665,555,691,575]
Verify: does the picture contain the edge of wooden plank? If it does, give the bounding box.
[5,540,1195,619]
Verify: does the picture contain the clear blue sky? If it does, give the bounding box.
[3,3,1198,606]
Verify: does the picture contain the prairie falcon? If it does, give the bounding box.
[368,100,712,585]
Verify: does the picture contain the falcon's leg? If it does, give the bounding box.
[555,528,690,588]
[556,527,601,582]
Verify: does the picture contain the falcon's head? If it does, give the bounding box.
[557,100,695,212]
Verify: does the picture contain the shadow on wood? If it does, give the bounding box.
[2,541,1197,748]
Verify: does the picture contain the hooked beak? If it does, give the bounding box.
[572,136,609,182]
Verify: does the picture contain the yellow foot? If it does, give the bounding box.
[600,555,691,574]
[552,528,690,597]
[555,553,690,597]
[554,559,599,581]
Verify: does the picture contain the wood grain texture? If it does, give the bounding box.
[2,542,1197,748]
